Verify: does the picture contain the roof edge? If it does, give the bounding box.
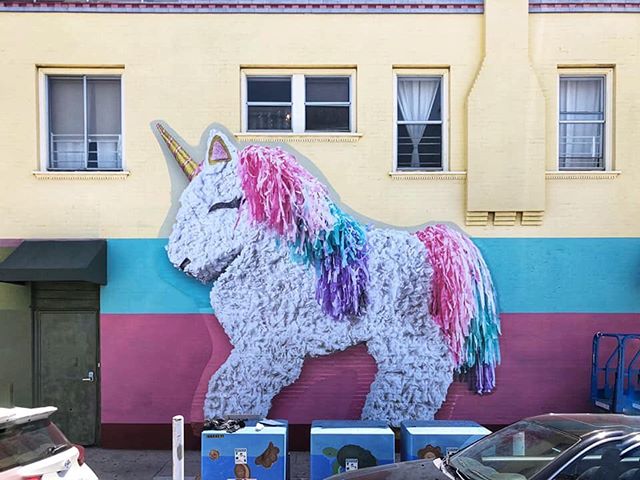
[0,0,485,13]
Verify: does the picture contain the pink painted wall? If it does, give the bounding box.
[0,239,22,247]
[101,313,640,426]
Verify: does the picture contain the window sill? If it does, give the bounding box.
[389,171,467,181]
[234,132,362,143]
[545,170,621,180]
[33,171,130,180]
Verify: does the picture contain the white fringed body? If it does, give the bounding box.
[166,146,454,425]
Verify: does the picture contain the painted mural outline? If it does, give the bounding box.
[154,122,501,425]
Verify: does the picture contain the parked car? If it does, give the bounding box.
[328,414,640,480]
[0,406,98,480]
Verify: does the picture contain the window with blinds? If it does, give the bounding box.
[47,75,122,171]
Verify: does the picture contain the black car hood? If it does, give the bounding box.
[327,459,452,480]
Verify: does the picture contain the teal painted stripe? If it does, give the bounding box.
[100,238,640,314]
[474,238,640,314]
[101,239,212,314]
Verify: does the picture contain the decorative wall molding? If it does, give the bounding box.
[234,133,362,143]
[33,171,130,180]
[466,210,545,226]
[530,1,640,13]
[4,0,640,14]
[545,171,621,180]
[494,211,517,227]
[388,171,467,181]
[521,211,544,226]
[466,211,489,226]
[0,0,484,13]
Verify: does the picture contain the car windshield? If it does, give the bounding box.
[449,420,580,480]
[0,418,71,472]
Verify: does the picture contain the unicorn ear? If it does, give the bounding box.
[206,130,237,167]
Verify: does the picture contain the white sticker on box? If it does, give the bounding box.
[345,458,359,471]
[234,448,248,465]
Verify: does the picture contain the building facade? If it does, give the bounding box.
[1,0,639,447]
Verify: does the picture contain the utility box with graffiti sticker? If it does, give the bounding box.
[400,420,491,461]
[201,420,288,480]
[310,420,395,480]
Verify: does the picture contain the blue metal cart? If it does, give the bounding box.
[591,332,640,414]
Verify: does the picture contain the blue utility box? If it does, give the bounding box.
[201,420,288,480]
[310,420,395,480]
[400,420,490,461]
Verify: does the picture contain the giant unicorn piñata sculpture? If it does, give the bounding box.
[156,123,501,425]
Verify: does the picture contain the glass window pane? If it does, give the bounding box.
[247,77,291,103]
[87,78,122,170]
[559,76,606,170]
[559,122,604,170]
[247,106,292,131]
[397,77,441,122]
[450,421,579,480]
[559,77,604,121]
[554,441,626,480]
[87,78,121,135]
[305,106,350,132]
[48,77,84,170]
[49,77,83,135]
[0,419,71,472]
[305,77,350,103]
[396,123,442,170]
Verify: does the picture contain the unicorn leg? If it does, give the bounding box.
[203,347,305,420]
[361,327,454,425]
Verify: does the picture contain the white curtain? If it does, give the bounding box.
[397,78,439,168]
[560,78,603,169]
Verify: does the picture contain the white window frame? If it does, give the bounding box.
[557,68,613,171]
[393,70,449,172]
[38,68,125,172]
[241,71,355,134]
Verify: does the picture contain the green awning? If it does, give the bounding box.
[0,240,107,285]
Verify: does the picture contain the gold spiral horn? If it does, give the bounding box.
[156,123,199,180]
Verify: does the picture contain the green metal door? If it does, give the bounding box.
[33,283,99,445]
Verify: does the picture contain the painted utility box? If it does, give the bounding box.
[310,420,395,480]
[201,420,288,480]
[400,420,491,461]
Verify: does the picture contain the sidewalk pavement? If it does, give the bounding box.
[85,449,311,480]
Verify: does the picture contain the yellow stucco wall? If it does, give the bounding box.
[0,6,638,238]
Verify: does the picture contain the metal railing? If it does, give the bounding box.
[396,134,442,170]
[559,133,605,170]
[50,133,122,171]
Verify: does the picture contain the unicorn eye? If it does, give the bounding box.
[208,197,242,213]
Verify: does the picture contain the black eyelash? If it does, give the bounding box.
[208,197,242,213]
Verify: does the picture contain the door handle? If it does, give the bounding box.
[82,371,95,382]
